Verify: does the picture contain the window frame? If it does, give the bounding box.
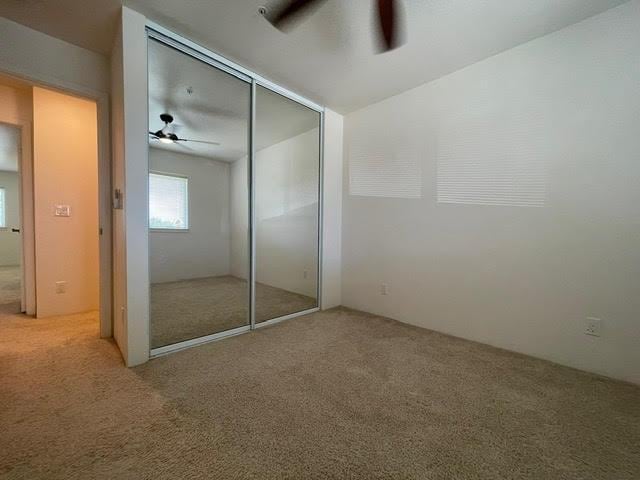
[148,171,190,232]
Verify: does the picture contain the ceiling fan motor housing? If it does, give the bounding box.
[160,113,174,125]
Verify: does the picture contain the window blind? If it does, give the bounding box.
[149,173,188,229]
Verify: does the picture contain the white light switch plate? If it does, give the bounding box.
[54,205,71,217]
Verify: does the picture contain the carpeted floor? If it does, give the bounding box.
[1,307,639,479]
[0,265,21,310]
[150,275,317,348]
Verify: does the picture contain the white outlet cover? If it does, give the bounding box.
[585,317,602,337]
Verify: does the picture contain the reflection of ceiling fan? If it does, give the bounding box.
[148,113,220,146]
[263,0,405,52]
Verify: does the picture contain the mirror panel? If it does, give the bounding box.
[254,85,321,323]
[148,38,251,348]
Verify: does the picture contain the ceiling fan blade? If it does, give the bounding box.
[376,0,404,52]
[178,139,221,146]
[268,0,328,30]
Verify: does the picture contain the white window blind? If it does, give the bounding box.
[149,173,188,230]
[436,115,546,207]
[347,116,422,199]
[0,188,5,228]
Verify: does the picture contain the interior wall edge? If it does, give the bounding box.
[119,6,150,367]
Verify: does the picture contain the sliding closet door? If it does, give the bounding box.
[148,38,251,349]
[254,85,321,323]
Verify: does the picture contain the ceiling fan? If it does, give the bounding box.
[263,0,405,52]
[148,113,220,146]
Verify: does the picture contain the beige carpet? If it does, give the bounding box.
[1,307,639,479]
[150,275,317,348]
[0,265,21,309]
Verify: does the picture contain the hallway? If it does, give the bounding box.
[0,265,20,308]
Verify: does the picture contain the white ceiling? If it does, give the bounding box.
[148,38,319,162]
[0,0,629,113]
[0,123,19,172]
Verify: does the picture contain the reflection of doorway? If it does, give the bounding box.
[0,123,23,313]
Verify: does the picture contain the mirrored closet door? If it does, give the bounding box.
[147,30,322,353]
[254,86,321,323]
[148,38,251,349]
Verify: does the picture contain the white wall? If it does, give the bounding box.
[111,15,127,359]
[0,17,109,96]
[342,1,640,385]
[321,109,343,309]
[111,6,149,366]
[32,86,99,317]
[149,148,231,283]
[230,128,320,298]
[0,171,20,266]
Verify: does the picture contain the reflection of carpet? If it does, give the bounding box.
[0,265,21,307]
[150,275,317,348]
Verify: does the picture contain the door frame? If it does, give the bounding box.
[0,69,112,337]
[0,119,31,313]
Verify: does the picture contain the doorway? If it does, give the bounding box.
[0,122,23,314]
[0,71,108,334]
[147,31,323,355]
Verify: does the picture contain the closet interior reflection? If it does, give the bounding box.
[148,34,321,352]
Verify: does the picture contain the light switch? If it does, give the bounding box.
[54,205,71,217]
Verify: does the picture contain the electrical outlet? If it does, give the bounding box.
[55,281,67,294]
[380,283,389,295]
[585,317,602,337]
[303,269,308,279]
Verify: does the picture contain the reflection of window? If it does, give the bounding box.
[0,188,5,228]
[149,173,188,230]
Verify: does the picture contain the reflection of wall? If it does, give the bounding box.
[32,86,99,317]
[230,128,319,297]
[342,2,640,385]
[230,156,249,281]
[149,148,231,283]
[0,171,20,266]
[321,109,344,310]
